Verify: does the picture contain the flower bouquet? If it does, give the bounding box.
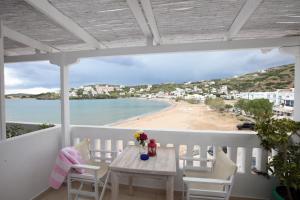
[134,130,148,155]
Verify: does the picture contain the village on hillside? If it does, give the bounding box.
[6,64,295,119]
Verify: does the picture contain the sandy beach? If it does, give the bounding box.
[114,100,240,131]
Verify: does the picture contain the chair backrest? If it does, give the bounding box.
[74,138,91,163]
[211,147,237,180]
[74,138,117,163]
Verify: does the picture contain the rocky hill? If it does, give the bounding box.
[210,64,294,92]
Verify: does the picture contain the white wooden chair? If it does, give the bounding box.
[182,147,237,200]
[67,139,117,200]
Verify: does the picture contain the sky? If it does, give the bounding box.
[5,48,294,94]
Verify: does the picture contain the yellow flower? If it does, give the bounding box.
[134,132,140,139]
[134,130,144,140]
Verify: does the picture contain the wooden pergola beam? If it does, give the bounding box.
[3,26,59,53]
[25,0,105,49]
[226,0,263,40]
[140,0,161,45]
[126,0,153,45]
[4,36,300,63]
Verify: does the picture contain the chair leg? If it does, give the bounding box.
[67,175,72,200]
[99,171,111,200]
[186,189,190,200]
[94,180,99,200]
[182,182,185,200]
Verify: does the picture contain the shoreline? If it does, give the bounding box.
[106,98,175,126]
[113,100,240,131]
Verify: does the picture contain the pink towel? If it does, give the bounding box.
[49,147,85,189]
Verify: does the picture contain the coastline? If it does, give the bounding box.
[113,99,240,131]
[106,98,174,126]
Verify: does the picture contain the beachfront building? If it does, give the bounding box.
[239,88,295,118]
[1,1,300,200]
[170,88,185,98]
[184,94,205,102]
[239,88,294,106]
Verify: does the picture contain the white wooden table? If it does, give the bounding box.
[109,146,177,200]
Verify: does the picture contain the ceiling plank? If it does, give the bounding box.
[126,0,153,45]
[226,0,263,40]
[25,0,105,49]
[3,26,59,53]
[5,36,300,63]
[140,0,161,45]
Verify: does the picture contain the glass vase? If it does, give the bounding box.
[139,144,147,155]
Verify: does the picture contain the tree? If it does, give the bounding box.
[205,97,225,112]
[235,99,248,111]
[235,99,273,120]
[247,99,273,120]
[256,118,300,200]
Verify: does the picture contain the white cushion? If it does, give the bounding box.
[74,139,91,163]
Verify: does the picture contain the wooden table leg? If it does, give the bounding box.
[111,171,119,200]
[128,175,133,195]
[166,176,174,200]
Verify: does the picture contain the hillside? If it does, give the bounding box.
[210,64,294,92]
[5,63,295,100]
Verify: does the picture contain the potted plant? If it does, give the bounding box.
[256,117,300,200]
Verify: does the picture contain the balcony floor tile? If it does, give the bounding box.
[34,183,256,200]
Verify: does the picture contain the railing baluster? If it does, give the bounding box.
[100,139,105,161]
[94,139,100,159]
[186,144,193,167]
[228,147,237,164]
[260,148,269,172]
[175,144,181,169]
[200,145,208,168]
[245,147,253,174]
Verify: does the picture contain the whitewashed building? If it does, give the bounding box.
[239,89,295,118]
[239,88,294,106]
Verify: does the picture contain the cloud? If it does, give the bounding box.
[5,61,59,89]
[6,87,60,95]
[4,48,295,93]
[5,68,25,87]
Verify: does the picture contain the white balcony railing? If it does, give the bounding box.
[0,125,276,200]
[71,125,276,200]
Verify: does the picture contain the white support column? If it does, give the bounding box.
[0,21,6,140]
[279,46,300,122]
[50,54,78,147]
[294,48,300,122]
[60,65,70,146]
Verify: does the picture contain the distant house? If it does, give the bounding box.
[219,85,228,94]
[171,88,185,97]
[211,88,217,93]
[129,88,135,94]
[146,84,152,92]
[185,94,205,102]
[239,88,295,118]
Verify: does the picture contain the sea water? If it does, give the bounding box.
[6,98,170,125]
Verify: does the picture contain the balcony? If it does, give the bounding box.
[0,125,276,200]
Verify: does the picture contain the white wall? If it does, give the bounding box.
[0,126,61,200]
